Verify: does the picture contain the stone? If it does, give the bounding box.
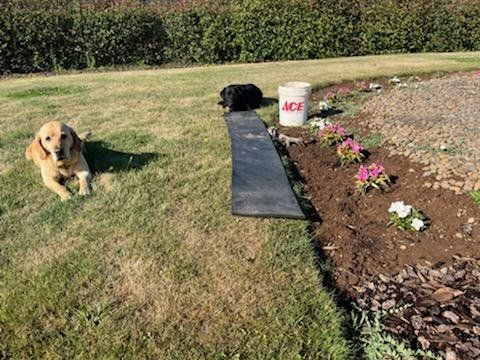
[468,217,475,224]
[466,163,476,172]
[462,224,473,236]
[440,182,450,190]
[450,186,461,193]
[445,349,458,360]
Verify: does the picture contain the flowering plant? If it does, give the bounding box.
[336,85,352,96]
[318,124,346,146]
[388,201,427,231]
[369,82,382,91]
[336,138,364,164]
[308,117,331,130]
[318,100,332,112]
[356,163,390,194]
[354,81,370,92]
[389,76,401,84]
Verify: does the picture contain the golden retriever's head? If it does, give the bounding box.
[31,121,82,164]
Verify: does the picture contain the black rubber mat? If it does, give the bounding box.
[225,111,305,219]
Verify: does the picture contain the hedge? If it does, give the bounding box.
[1,0,479,74]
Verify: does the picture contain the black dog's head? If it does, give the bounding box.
[218,85,240,109]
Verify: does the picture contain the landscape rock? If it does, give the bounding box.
[361,73,480,192]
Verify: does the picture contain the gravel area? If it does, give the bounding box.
[363,73,480,194]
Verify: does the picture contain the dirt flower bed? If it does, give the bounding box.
[277,71,480,359]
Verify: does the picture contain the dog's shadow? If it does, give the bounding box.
[260,97,278,108]
[84,141,158,174]
[308,108,343,119]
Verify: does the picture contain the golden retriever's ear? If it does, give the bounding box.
[71,129,82,152]
[26,135,48,160]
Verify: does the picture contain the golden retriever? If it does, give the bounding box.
[26,121,92,201]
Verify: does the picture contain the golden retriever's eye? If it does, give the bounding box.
[60,134,67,140]
[45,136,51,141]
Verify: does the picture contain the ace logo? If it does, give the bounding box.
[282,101,304,112]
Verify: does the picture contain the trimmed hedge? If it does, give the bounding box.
[1,0,479,73]
[0,7,167,73]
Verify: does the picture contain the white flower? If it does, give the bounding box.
[388,201,405,213]
[389,76,401,84]
[388,201,412,218]
[369,82,382,90]
[411,218,425,231]
[319,100,331,111]
[397,205,412,218]
[308,118,331,130]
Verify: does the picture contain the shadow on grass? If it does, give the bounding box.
[5,86,86,99]
[260,97,278,108]
[84,141,158,174]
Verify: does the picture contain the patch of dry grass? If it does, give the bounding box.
[20,235,85,271]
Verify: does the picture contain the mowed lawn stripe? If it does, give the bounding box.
[0,52,479,358]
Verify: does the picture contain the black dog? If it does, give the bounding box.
[218,84,263,111]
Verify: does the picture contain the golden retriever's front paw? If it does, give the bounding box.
[79,187,91,196]
[60,193,72,201]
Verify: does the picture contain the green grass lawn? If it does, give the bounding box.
[1,53,479,359]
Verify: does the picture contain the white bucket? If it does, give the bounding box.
[278,81,311,126]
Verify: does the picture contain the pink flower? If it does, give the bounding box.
[355,81,369,91]
[337,138,365,165]
[341,138,362,153]
[337,85,352,96]
[318,124,347,146]
[324,124,346,136]
[351,142,362,154]
[369,163,385,178]
[475,69,480,77]
[357,166,369,182]
[356,163,390,193]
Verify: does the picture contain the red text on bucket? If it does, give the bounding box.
[281,101,304,112]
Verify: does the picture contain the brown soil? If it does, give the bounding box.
[287,125,480,292]
[283,121,480,291]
